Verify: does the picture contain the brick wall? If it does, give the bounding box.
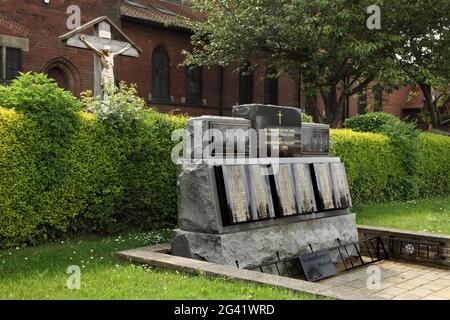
[0,0,119,95]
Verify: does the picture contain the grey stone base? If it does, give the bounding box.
[172,213,358,269]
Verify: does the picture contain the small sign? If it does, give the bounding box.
[299,249,337,282]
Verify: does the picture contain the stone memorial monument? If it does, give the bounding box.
[171,104,358,270]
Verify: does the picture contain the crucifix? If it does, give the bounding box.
[277,111,284,125]
[80,33,131,96]
[60,17,140,97]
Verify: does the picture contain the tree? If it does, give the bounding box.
[184,0,410,127]
[394,1,450,129]
[185,0,450,127]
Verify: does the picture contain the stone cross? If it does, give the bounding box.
[86,21,129,97]
[60,18,140,97]
[277,111,284,125]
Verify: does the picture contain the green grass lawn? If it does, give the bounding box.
[355,197,450,235]
[0,230,316,300]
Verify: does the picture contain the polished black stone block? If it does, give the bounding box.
[232,104,302,157]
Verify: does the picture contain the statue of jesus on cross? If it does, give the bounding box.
[80,34,131,95]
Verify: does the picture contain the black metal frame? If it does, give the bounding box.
[241,236,388,279]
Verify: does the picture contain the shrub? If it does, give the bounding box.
[417,132,450,197]
[301,113,313,123]
[344,112,420,199]
[331,129,404,203]
[0,73,81,190]
[380,121,420,199]
[80,82,145,132]
[0,108,124,247]
[0,74,187,247]
[116,109,187,230]
[344,112,399,133]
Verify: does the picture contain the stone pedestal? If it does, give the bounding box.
[172,157,359,269]
[172,213,358,269]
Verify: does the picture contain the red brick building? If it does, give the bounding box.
[0,0,426,123]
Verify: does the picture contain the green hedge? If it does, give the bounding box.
[344,112,399,133]
[417,132,450,197]
[0,107,185,247]
[331,129,450,203]
[1,74,449,247]
[330,129,405,203]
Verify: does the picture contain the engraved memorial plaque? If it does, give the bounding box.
[221,165,252,224]
[312,163,335,211]
[301,123,330,156]
[185,116,251,159]
[330,162,352,209]
[291,163,317,214]
[247,165,275,220]
[232,104,302,157]
[273,164,298,216]
[299,249,337,282]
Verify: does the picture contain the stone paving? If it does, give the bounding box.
[320,260,450,300]
[117,244,450,300]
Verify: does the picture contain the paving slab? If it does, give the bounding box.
[115,244,450,300]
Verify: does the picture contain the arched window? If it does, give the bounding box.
[186,65,202,104]
[264,67,278,105]
[151,46,170,102]
[239,64,253,105]
[47,67,69,90]
[358,94,368,114]
[41,57,80,95]
[373,85,384,111]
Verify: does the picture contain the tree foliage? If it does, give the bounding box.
[185,0,450,127]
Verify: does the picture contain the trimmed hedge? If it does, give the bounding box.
[417,132,450,197]
[1,75,449,247]
[331,129,450,203]
[0,107,185,247]
[330,129,405,203]
[344,112,400,133]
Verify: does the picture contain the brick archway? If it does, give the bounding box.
[41,57,81,96]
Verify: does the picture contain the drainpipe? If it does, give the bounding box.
[219,66,224,115]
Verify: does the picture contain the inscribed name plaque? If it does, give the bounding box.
[299,249,337,282]
[312,163,335,211]
[220,165,252,224]
[330,162,352,209]
[247,165,276,220]
[291,163,317,214]
[185,116,252,159]
[232,104,302,157]
[273,164,298,216]
[301,123,330,156]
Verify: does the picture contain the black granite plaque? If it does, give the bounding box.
[330,162,352,209]
[221,165,252,224]
[185,116,251,159]
[301,123,330,156]
[209,120,251,158]
[299,249,337,282]
[247,165,275,220]
[232,104,302,157]
[273,164,298,216]
[312,163,335,211]
[291,163,317,214]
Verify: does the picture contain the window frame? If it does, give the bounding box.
[373,85,384,111]
[264,67,278,105]
[0,46,22,85]
[151,45,171,103]
[358,94,368,115]
[185,65,202,105]
[239,65,253,105]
